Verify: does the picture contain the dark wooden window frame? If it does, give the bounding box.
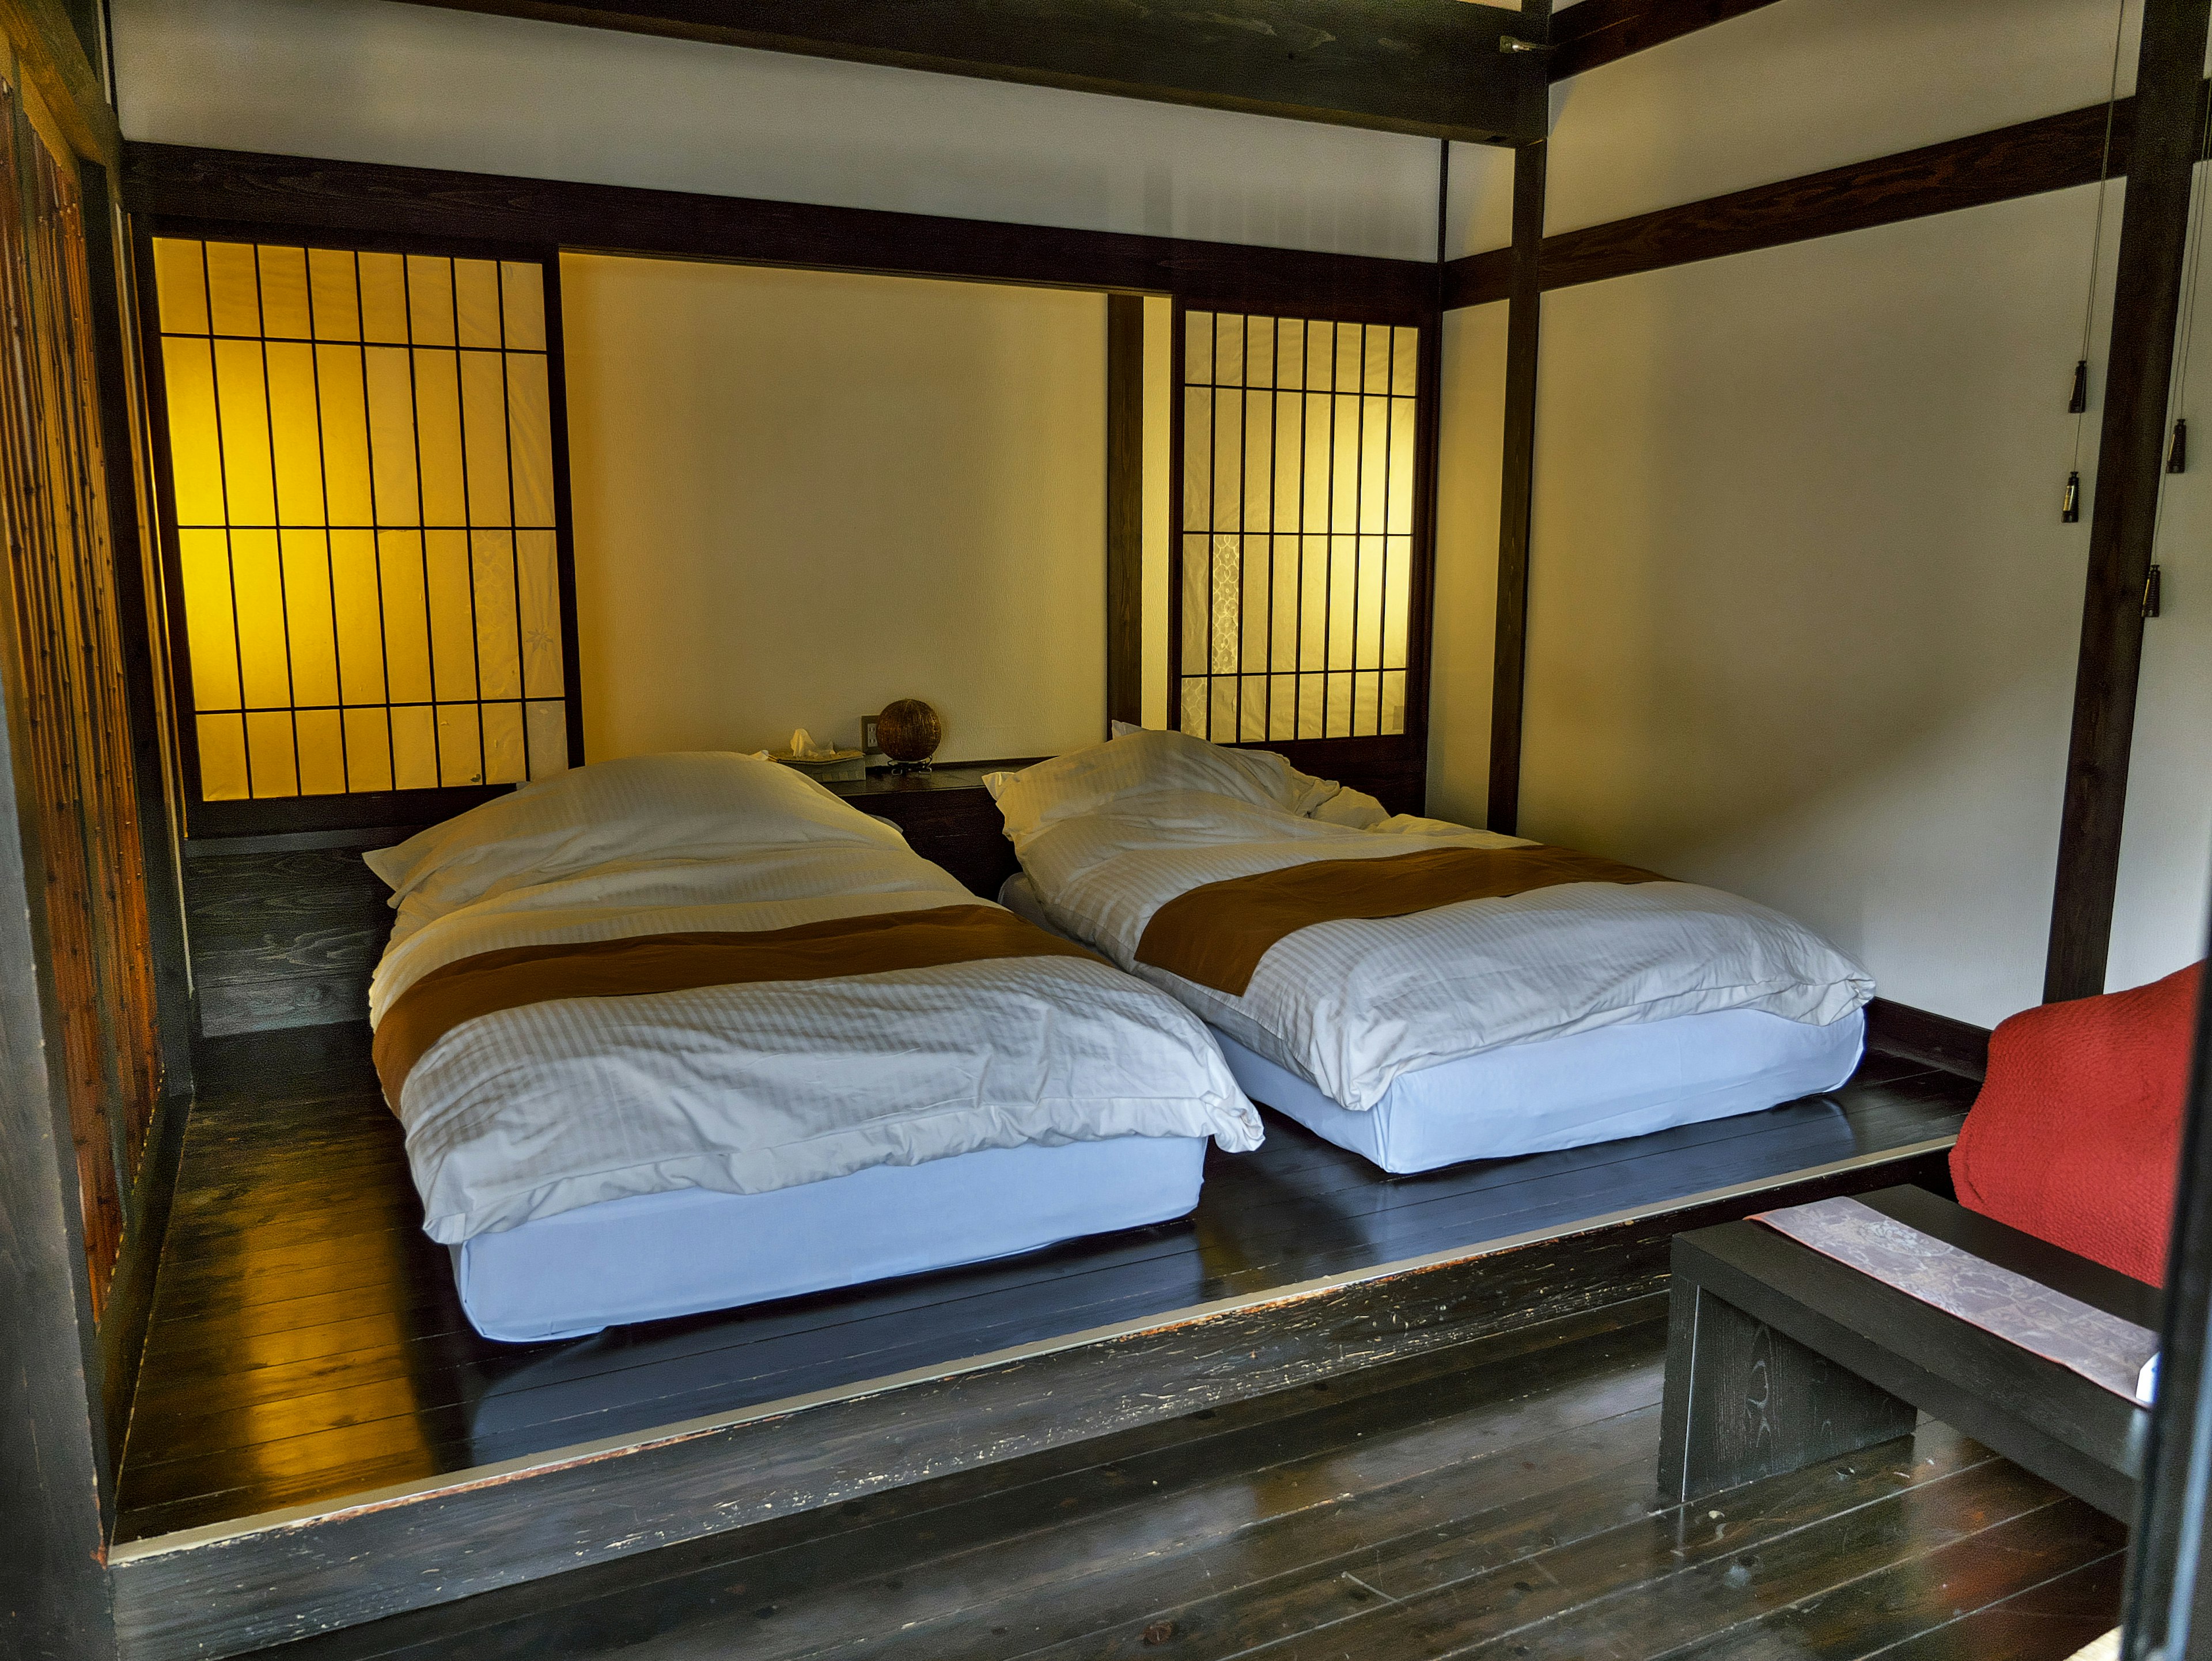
[132,214,587,837]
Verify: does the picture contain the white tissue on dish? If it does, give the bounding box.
[789,728,843,760]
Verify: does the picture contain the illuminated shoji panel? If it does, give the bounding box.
[152,239,570,802]
[1177,311,1419,743]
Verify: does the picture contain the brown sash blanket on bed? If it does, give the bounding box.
[1134,845,1668,997]
[373,903,1103,1101]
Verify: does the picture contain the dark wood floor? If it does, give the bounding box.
[264,1297,2123,1661]
[113,1026,1976,1546]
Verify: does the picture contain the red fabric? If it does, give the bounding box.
[1950,961,2202,1287]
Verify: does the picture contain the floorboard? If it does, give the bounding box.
[253,1302,2114,1661]
[114,1023,1976,1546]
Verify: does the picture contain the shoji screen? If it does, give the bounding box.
[1176,311,1421,743]
[149,239,573,812]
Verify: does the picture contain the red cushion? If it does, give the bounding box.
[1950,961,2202,1287]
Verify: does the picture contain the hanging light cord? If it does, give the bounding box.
[2070,0,2131,477]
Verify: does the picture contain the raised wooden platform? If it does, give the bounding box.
[107,1027,1976,1660]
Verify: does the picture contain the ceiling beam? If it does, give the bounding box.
[1549,0,1786,81]
[397,0,1547,144]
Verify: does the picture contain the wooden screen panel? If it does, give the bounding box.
[150,238,569,804]
[1174,309,1419,744]
[0,81,163,1318]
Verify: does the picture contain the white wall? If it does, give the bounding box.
[112,0,1444,260]
[1431,0,2208,1027]
[560,255,1105,762]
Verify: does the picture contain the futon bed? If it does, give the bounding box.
[365,751,1259,1342]
[991,728,1871,1174]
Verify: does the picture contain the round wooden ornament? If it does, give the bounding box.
[875,699,943,765]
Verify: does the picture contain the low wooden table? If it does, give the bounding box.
[1658,1185,2155,1520]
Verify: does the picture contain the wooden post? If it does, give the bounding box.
[2046,0,2212,1003]
[1488,128,1547,834]
[1105,293,1143,731]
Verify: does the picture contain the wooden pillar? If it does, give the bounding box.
[2046,0,2212,1002]
[1105,293,1144,731]
[1487,130,1547,834]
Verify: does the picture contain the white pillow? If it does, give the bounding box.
[993,728,1339,842]
[363,751,906,919]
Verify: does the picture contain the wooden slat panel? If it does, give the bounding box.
[0,77,163,1319]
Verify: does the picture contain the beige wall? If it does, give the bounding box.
[112,0,1442,260]
[1429,303,1509,828]
[560,255,1106,762]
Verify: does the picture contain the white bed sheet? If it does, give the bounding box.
[1001,872,1865,1171]
[454,1132,1209,1342]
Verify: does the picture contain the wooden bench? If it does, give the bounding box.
[1658,1184,2155,1520]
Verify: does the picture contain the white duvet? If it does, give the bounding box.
[367,752,1258,1244]
[995,730,1874,1114]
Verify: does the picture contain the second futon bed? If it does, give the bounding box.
[993,728,1872,1174]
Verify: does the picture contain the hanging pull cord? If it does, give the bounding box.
[2064,0,2130,517]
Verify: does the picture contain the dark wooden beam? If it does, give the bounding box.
[0,0,118,167]
[2046,0,2212,1002]
[123,142,1435,326]
[1863,998,1992,1083]
[1487,134,1546,835]
[399,0,1546,145]
[1444,90,2200,310]
[1549,0,1787,81]
[1105,294,1143,731]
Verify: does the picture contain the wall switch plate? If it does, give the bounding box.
[860,714,883,760]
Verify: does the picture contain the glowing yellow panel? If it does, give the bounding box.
[212,339,276,527]
[280,531,339,708]
[1271,395,1302,530]
[1179,535,1209,676]
[358,253,410,345]
[245,710,299,797]
[1213,314,1245,387]
[363,346,421,526]
[517,531,564,699]
[1382,539,1411,668]
[435,705,483,786]
[1210,389,1240,532]
[342,708,393,793]
[1183,311,1213,385]
[227,531,290,709]
[1180,387,1210,534]
[1273,319,1305,392]
[500,263,546,351]
[460,353,511,525]
[315,345,373,527]
[196,714,248,800]
[406,257,456,347]
[1354,535,1385,671]
[412,350,466,527]
[1380,669,1407,737]
[160,337,226,527]
[264,341,325,526]
[423,529,478,701]
[1243,317,1275,390]
[1241,389,1272,532]
[506,354,554,528]
[177,529,240,712]
[1326,539,1356,672]
[1387,396,1417,535]
[308,248,361,342]
[328,530,385,705]
[153,239,209,335]
[454,260,502,349]
[480,701,526,785]
[204,242,261,338]
[1298,534,1328,671]
[1269,537,1300,668]
[377,531,433,705]
[1304,321,1336,392]
[389,703,438,791]
[294,709,346,795]
[471,531,520,699]
[525,699,567,778]
[1359,398,1391,535]
[257,245,312,340]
